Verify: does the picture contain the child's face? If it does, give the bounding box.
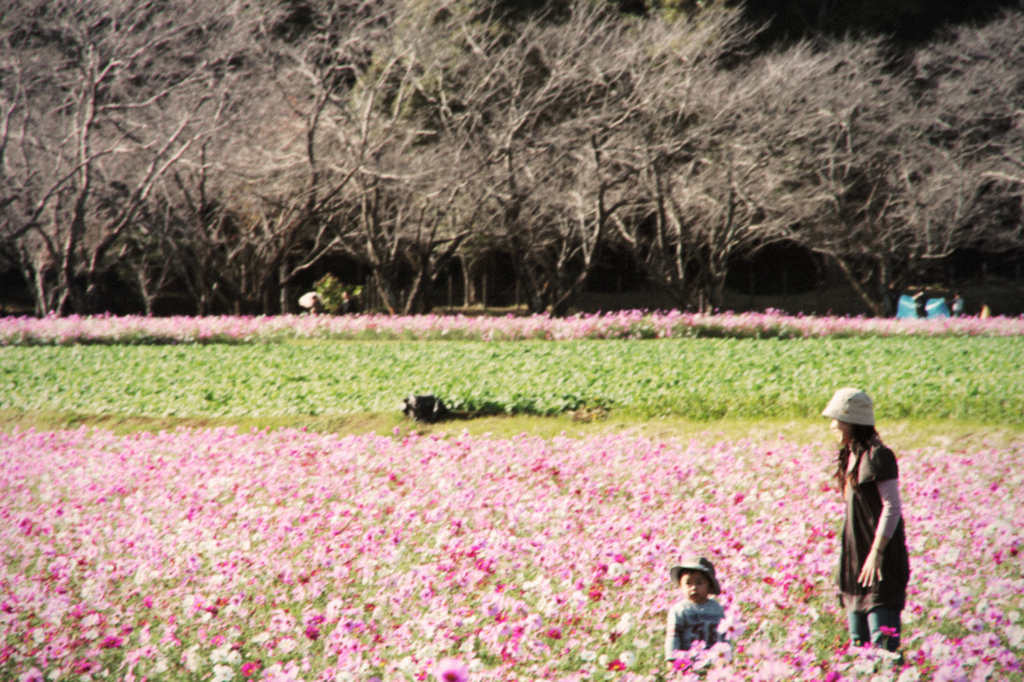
[679,571,711,604]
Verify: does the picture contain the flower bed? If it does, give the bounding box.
[2,310,1023,345]
[1,428,1020,681]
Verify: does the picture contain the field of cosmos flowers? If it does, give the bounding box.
[2,426,1022,682]
[1,313,1023,682]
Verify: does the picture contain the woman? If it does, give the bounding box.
[822,388,910,652]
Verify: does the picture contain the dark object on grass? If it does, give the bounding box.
[402,395,450,423]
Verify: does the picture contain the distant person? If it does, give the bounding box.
[884,284,898,317]
[912,291,926,320]
[950,293,964,317]
[298,291,323,314]
[822,389,909,652]
[980,303,992,319]
[664,557,725,659]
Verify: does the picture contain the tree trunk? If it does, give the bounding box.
[279,260,291,314]
[371,266,400,314]
[460,256,474,307]
[830,255,887,317]
[513,258,546,314]
[551,269,589,317]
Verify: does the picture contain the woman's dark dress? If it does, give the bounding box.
[838,443,910,612]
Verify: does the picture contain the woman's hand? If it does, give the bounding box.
[858,544,886,587]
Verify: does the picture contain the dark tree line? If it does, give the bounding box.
[2,0,1023,316]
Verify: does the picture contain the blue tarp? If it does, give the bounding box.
[926,298,950,319]
[897,294,950,319]
[897,295,919,319]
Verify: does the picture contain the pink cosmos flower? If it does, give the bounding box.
[433,657,469,682]
[100,635,123,649]
[304,624,320,640]
[18,668,44,682]
[933,665,968,682]
[241,661,261,677]
[71,659,95,674]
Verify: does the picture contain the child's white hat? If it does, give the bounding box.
[669,556,721,595]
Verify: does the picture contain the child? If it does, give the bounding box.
[664,556,725,660]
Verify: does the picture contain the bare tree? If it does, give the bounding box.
[0,0,250,315]
[594,12,790,311]
[738,40,921,316]
[135,0,401,315]
[6,0,1020,319]
[908,10,1024,261]
[758,21,1024,316]
[241,0,397,313]
[441,2,698,315]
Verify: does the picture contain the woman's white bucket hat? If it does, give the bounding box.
[822,388,875,426]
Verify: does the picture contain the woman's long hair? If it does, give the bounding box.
[834,423,879,490]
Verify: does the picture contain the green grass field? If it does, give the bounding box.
[2,336,1021,422]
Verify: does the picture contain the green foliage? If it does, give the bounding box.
[2,337,1023,422]
[314,274,362,314]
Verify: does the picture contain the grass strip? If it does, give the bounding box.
[3,408,1022,452]
[2,336,1022,422]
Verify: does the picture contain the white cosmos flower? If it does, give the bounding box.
[614,613,634,634]
[1005,625,1024,648]
[212,664,234,682]
[211,644,242,665]
[133,567,149,586]
[325,599,344,621]
[896,669,921,682]
[183,645,202,672]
